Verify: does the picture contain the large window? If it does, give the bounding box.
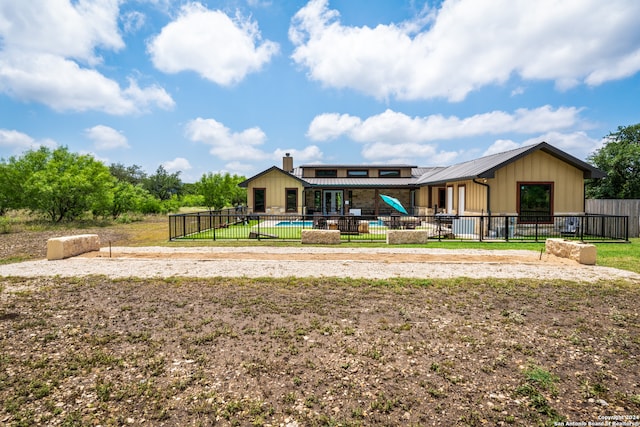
[518,182,553,223]
[286,188,298,212]
[253,188,265,213]
[379,169,400,177]
[347,170,368,177]
[315,169,337,177]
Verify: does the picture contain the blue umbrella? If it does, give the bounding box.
[380,194,408,215]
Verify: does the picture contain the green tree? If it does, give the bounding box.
[143,165,182,201]
[105,181,152,219]
[197,172,247,210]
[22,147,114,222]
[109,163,147,186]
[0,146,51,214]
[0,162,17,215]
[587,123,640,199]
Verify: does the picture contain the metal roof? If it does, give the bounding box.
[241,142,605,188]
[416,142,605,185]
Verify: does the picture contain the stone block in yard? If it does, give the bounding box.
[47,234,100,260]
[545,238,596,265]
[301,230,341,245]
[386,230,429,245]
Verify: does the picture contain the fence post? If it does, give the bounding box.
[479,215,483,242]
[504,216,509,242]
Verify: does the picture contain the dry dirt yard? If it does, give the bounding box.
[1,224,639,426]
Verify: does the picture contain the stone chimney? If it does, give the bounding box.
[283,153,293,172]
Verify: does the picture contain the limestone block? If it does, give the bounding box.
[47,234,100,260]
[386,230,430,245]
[545,238,596,265]
[301,229,341,245]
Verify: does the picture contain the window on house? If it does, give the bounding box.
[286,188,297,212]
[347,170,368,177]
[518,182,553,223]
[379,169,400,177]
[253,188,265,213]
[315,169,337,177]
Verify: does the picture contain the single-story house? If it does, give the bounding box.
[238,142,605,221]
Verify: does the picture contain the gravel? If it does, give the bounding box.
[2,245,639,283]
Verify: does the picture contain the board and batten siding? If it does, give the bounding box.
[586,199,640,238]
[490,150,586,214]
[246,170,305,214]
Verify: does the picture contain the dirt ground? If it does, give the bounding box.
[1,220,639,426]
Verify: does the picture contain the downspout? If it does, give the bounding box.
[473,179,491,232]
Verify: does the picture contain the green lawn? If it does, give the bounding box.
[177,221,640,274]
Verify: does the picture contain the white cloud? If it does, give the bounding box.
[361,142,461,166]
[0,0,123,65]
[163,157,192,172]
[306,113,361,141]
[121,10,146,33]
[483,139,521,156]
[148,3,279,86]
[185,117,268,161]
[274,146,323,163]
[308,106,583,144]
[0,129,57,153]
[484,131,603,160]
[224,161,255,174]
[0,2,174,114]
[85,125,129,150]
[290,0,640,101]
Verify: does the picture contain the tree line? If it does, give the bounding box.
[0,146,246,222]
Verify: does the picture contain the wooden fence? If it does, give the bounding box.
[586,199,640,238]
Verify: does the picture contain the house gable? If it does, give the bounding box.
[416,142,605,186]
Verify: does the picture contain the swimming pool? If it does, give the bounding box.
[275,220,385,227]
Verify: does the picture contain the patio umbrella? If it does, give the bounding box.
[380,194,408,215]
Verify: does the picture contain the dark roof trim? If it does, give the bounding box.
[238,166,310,188]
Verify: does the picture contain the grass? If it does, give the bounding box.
[1,213,638,273]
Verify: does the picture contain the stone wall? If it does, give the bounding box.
[545,238,596,265]
[386,230,430,245]
[301,230,341,245]
[47,234,101,260]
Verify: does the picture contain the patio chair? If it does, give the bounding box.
[338,215,359,235]
[560,217,580,237]
[313,212,328,229]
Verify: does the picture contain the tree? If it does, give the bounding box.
[197,172,247,210]
[143,165,182,201]
[0,146,51,214]
[101,181,152,219]
[22,147,115,222]
[586,123,640,199]
[109,163,147,186]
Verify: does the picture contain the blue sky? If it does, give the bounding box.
[1,0,639,182]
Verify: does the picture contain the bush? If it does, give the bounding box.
[0,216,12,234]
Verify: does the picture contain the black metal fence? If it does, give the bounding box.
[169,211,629,243]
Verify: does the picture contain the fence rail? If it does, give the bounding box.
[169,211,629,243]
